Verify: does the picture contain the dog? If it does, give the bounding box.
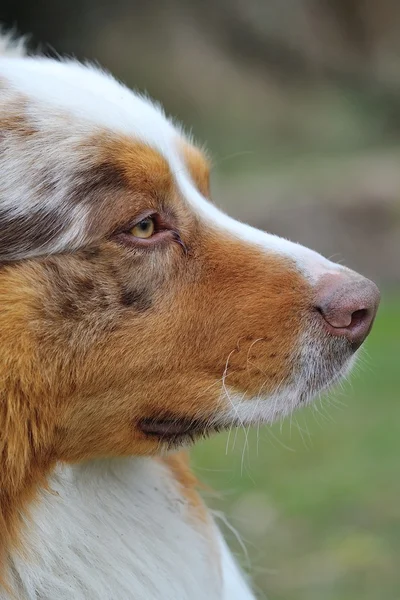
[0,33,379,599]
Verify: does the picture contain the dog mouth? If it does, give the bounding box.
[138,416,224,444]
[138,337,356,446]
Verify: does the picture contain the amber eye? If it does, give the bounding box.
[130,217,155,239]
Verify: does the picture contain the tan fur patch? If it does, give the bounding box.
[0,112,37,137]
[161,452,208,521]
[81,135,180,239]
[179,140,211,197]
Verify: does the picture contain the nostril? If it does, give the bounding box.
[349,308,369,330]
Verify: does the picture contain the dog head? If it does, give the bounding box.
[0,56,379,472]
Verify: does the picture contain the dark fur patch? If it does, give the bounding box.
[70,161,128,207]
[60,297,80,318]
[72,277,96,298]
[0,209,68,262]
[41,260,114,320]
[120,286,152,311]
[78,247,102,261]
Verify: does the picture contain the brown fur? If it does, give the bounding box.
[0,137,311,579]
[161,452,208,521]
[81,135,181,241]
[179,140,211,197]
[0,85,37,138]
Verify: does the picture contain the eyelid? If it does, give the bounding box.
[112,211,185,250]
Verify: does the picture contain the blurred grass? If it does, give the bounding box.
[192,293,400,599]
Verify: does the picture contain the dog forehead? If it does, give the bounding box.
[0,57,211,215]
[0,57,178,154]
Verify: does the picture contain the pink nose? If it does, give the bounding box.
[315,273,380,350]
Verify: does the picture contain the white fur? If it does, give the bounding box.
[218,537,255,600]
[0,30,26,58]
[7,458,254,600]
[0,57,176,157]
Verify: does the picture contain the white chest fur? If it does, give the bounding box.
[6,458,254,600]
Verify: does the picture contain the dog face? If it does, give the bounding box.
[0,58,379,468]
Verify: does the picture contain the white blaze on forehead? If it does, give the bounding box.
[0,57,177,155]
[173,163,345,284]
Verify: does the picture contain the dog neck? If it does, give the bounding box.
[5,456,225,600]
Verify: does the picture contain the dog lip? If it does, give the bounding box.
[138,417,210,438]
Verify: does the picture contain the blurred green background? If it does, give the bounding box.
[2,1,399,597]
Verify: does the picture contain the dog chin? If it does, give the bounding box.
[299,348,358,401]
[224,352,358,427]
